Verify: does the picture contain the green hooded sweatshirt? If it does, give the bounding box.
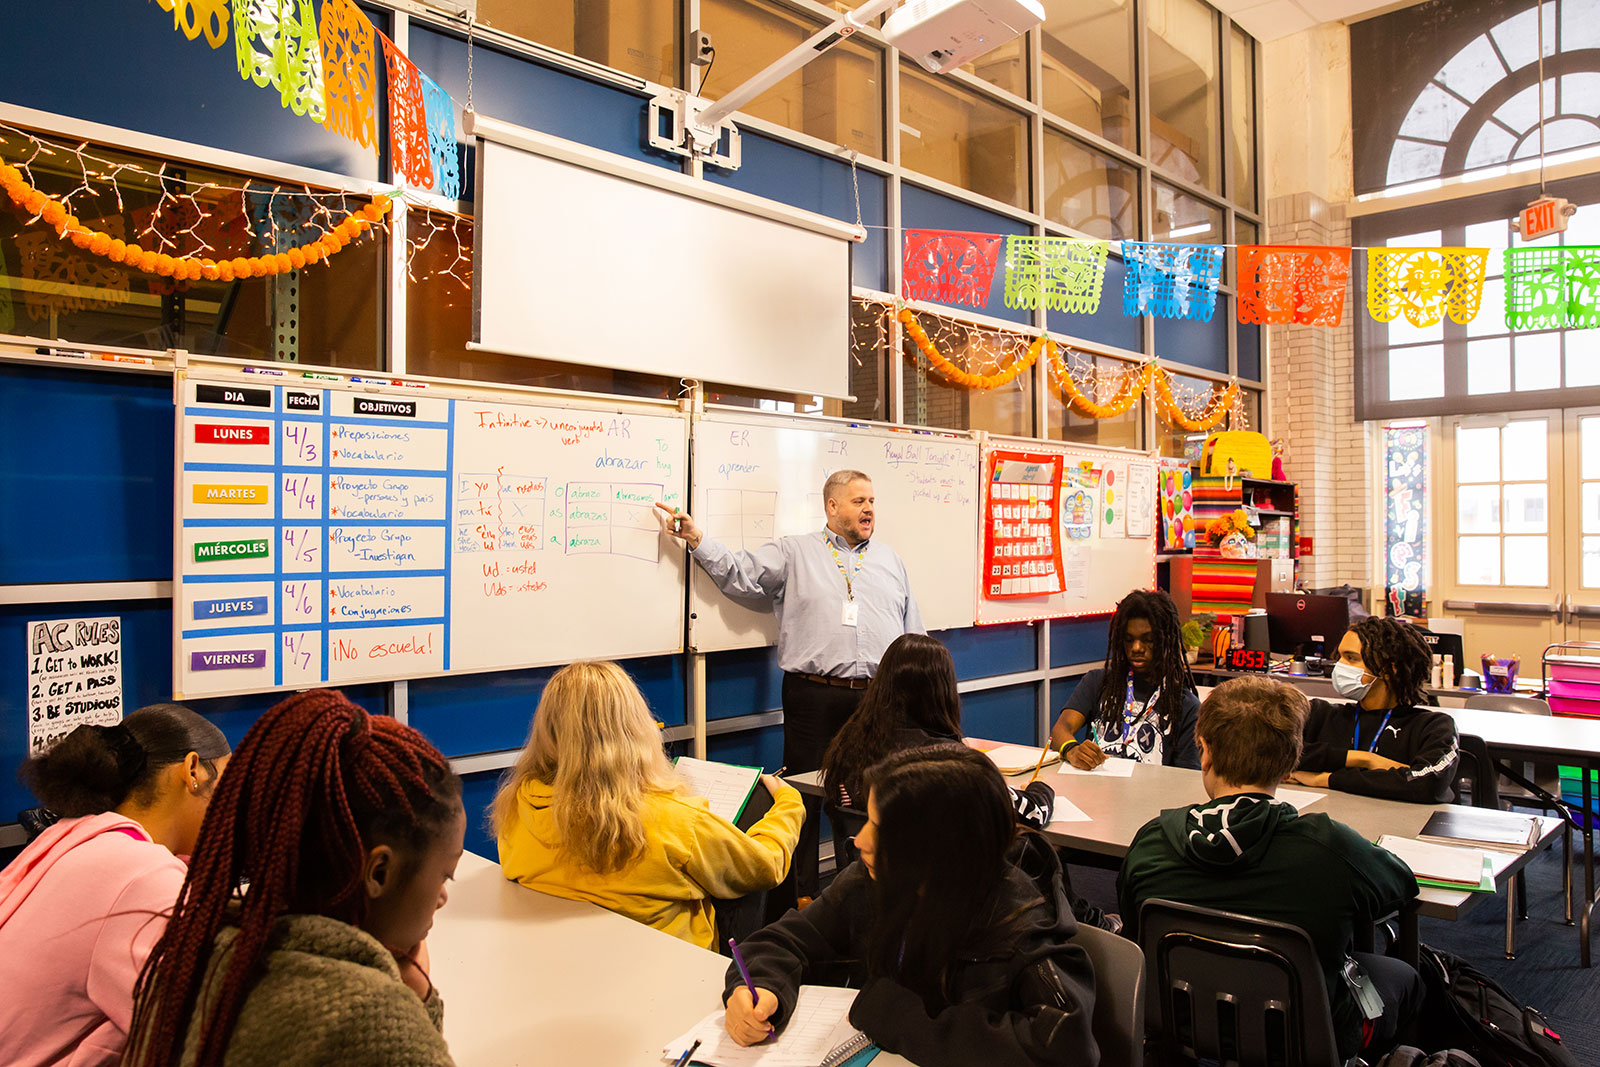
[1117,792,1418,1059]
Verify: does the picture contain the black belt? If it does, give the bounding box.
[792,672,870,690]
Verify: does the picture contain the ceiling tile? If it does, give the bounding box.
[1232,1,1320,40]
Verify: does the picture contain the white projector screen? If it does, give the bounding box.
[468,116,856,399]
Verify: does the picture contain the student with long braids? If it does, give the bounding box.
[0,704,230,1067]
[124,690,465,1067]
[1047,589,1201,770]
[723,746,1097,1067]
[1289,615,1459,803]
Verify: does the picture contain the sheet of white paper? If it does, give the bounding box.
[1125,463,1156,538]
[1273,788,1325,810]
[673,756,761,824]
[1063,546,1090,600]
[1101,461,1128,538]
[661,986,861,1067]
[1047,796,1092,823]
[1057,755,1138,777]
[1377,835,1489,885]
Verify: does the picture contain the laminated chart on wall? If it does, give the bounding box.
[982,451,1064,600]
[689,412,981,651]
[976,439,1159,625]
[174,378,688,698]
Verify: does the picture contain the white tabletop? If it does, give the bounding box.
[429,852,913,1066]
[1447,706,1600,761]
[788,761,1560,918]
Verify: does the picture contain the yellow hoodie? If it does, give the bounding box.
[497,778,805,950]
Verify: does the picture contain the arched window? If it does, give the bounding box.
[1383,0,1600,190]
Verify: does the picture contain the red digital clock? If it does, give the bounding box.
[1225,648,1270,672]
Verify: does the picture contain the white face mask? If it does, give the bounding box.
[1331,661,1374,701]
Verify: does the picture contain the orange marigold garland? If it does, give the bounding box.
[1154,370,1236,432]
[0,160,391,278]
[899,306,1042,390]
[1045,341,1152,418]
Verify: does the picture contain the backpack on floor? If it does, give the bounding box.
[1416,945,1578,1067]
[1375,1047,1482,1067]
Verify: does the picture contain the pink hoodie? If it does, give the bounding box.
[0,812,186,1067]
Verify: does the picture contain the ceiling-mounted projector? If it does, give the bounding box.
[885,0,1046,74]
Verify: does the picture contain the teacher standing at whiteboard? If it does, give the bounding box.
[657,470,924,898]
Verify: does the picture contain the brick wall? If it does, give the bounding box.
[1266,192,1373,592]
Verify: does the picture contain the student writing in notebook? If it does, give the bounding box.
[0,705,230,1067]
[819,634,1055,864]
[722,746,1098,1067]
[494,660,805,950]
[1047,589,1200,770]
[1288,616,1459,804]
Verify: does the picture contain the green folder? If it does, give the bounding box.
[1413,853,1496,894]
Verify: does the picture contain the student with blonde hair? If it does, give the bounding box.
[494,660,805,950]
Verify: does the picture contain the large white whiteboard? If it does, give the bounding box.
[173,376,688,698]
[468,114,855,399]
[975,438,1158,625]
[689,411,980,651]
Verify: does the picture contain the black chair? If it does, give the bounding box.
[825,801,866,870]
[1451,732,1501,809]
[1138,898,1354,1067]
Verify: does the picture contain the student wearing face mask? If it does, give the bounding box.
[1288,617,1459,804]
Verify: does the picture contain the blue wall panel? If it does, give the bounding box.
[959,683,1037,745]
[407,24,679,198]
[188,683,389,749]
[935,623,1035,680]
[707,722,785,772]
[900,185,1030,325]
[460,770,502,860]
[0,0,381,180]
[1154,311,1230,375]
[1053,255,1143,353]
[704,132,888,293]
[0,365,175,584]
[1050,617,1111,668]
[408,654,685,759]
[705,646,784,718]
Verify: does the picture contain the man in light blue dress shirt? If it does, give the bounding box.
[660,470,924,895]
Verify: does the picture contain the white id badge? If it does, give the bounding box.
[842,600,860,626]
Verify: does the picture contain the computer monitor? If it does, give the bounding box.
[1265,592,1351,661]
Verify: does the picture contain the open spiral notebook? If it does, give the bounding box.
[661,985,878,1067]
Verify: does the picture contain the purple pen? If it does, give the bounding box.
[728,938,772,1040]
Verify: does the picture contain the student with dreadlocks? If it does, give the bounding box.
[1289,615,1459,804]
[1047,589,1201,770]
[123,689,465,1067]
[0,704,230,1067]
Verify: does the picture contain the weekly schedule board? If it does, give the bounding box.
[173,377,689,698]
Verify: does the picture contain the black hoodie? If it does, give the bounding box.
[1118,792,1418,1060]
[1298,698,1460,804]
[724,835,1099,1067]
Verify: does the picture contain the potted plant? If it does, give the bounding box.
[1180,618,1206,665]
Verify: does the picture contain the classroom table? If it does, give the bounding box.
[788,759,1562,966]
[428,851,914,1066]
[1445,706,1600,966]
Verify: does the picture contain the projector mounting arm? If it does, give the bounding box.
[648,0,898,170]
